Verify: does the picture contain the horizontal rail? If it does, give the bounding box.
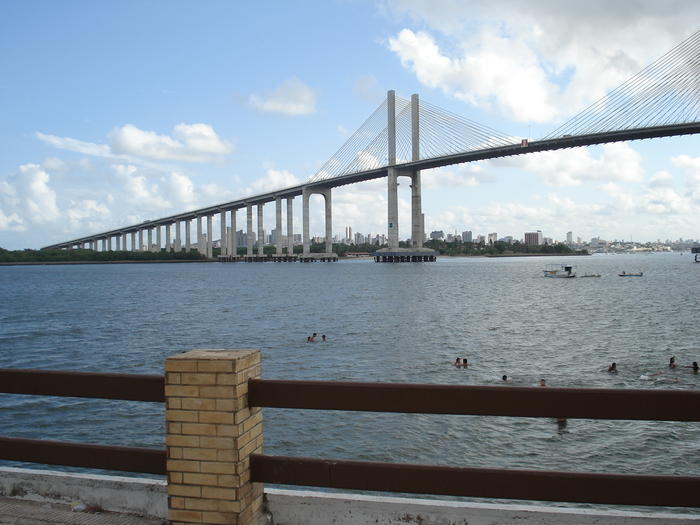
[0,436,166,475]
[0,369,164,402]
[248,379,700,421]
[250,454,700,508]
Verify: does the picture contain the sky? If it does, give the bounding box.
[2,0,700,250]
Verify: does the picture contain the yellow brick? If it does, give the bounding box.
[167,398,182,410]
[216,399,236,412]
[218,449,238,462]
[167,435,200,448]
[181,372,217,385]
[199,411,234,424]
[197,360,234,373]
[181,423,217,436]
[216,424,239,438]
[169,496,185,509]
[202,511,237,524]
[217,474,240,487]
[217,499,243,513]
[199,436,234,449]
[165,385,200,398]
[200,461,235,474]
[166,372,181,385]
[165,359,199,372]
[199,386,234,399]
[168,422,182,434]
[183,472,219,486]
[181,397,217,411]
[169,447,183,459]
[182,448,218,461]
[168,484,201,498]
[233,353,260,372]
[169,509,202,522]
[184,497,222,511]
[239,439,260,458]
[167,459,201,473]
[166,410,199,422]
[215,373,237,385]
[202,486,238,500]
[243,413,262,432]
[169,472,183,484]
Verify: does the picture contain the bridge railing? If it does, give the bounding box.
[1,350,699,525]
[0,368,166,475]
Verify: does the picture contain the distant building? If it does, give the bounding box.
[487,232,497,245]
[462,230,472,243]
[524,231,543,246]
[476,234,486,244]
[430,230,444,240]
[566,231,573,245]
[500,236,513,244]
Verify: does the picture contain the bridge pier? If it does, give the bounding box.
[220,210,227,256]
[302,187,335,260]
[230,209,237,258]
[185,220,191,252]
[138,230,143,252]
[287,197,294,255]
[196,216,203,255]
[246,204,254,257]
[174,221,181,252]
[257,204,264,257]
[206,215,213,258]
[275,197,283,256]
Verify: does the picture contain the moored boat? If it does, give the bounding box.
[543,264,576,278]
[619,271,643,277]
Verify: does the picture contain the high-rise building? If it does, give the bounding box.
[566,231,573,245]
[524,231,543,245]
[462,230,472,242]
[487,232,497,245]
[430,230,444,240]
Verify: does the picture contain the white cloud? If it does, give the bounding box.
[242,169,300,196]
[498,142,644,186]
[0,163,60,232]
[109,123,232,162]
[113,164,170,210]
[422,163,493,189]
[248,78,317,116]
[386,1,700,123]
[36,132,112,158]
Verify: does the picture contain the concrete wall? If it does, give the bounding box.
[1,467,698,524]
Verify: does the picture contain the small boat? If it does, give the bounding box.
[543,264,576,278]
[580,273,601,278]
[619,271,643,277]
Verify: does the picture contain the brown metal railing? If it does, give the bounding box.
[248,379,700,508]
[0,368,166,474]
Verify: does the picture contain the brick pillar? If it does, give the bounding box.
[165,350,264,525]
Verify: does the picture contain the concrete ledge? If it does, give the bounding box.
[0,467,166,519]
[264,488,700,525]
[1,468,698,524]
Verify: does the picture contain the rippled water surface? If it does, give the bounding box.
[1,254,699,507]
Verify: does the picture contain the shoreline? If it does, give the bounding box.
[0,259,215,266]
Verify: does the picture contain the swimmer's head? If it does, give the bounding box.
[502,375,508,381]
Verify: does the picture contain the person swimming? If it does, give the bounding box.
[502,375,511,382]
[539,378,546,387]
[321,334,326,342]
[694,361,699,373]
[608,362,617,373]
[454,358,461,367]
[669,356,677,369]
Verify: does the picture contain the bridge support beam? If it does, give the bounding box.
[138,230,143,252]
[287,197,294,255]
[147,228,153,252]
[165,223,171,253]
[275,197,283,255]
[247,205,254,256]
[131,232,136,252]
[230,210,237,257]
[302,187,333,256]
[156,225,162,252]
[257,204,264,257]
[185,220,191,252]
[387,168,399,249]
[206,215,213,258]
[174,221,181,252]
[196,216,203,255]
[220,210,227,256]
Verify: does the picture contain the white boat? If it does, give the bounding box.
[543,264,576,278]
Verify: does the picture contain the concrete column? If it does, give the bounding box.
[196,216,203,255]
[387,90,399,249]
[302,188,310,256]
[138,230,143,252]
[324,189,332,254]
[411,94,423,248]
[156,225,162,252]
[206,215,213,258]
[174,221,181,252]
[275,197,282,255]
[165,223,172,252]
[217,211,225,256]
[147,228,154,252]
[230,210,237,256]
[257,204,264,257]
[131,232,136,252]
[122,233,128,251]
[165,349,264,525]
[115,236,120,251]
[387,167,399,249]
[246,205,253,256]
[107,237,113,251]
[185,220,191,252]
[286,197,294,255]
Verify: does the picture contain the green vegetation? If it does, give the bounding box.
[418,239,587,256]
[0,247,206,263]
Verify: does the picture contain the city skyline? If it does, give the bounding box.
[2,2,700,250]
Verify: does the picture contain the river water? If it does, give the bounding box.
[1,253,698,508]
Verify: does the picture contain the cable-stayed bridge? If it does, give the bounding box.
[44,30,700,260]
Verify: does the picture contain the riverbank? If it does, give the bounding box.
[0,259,216,266]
